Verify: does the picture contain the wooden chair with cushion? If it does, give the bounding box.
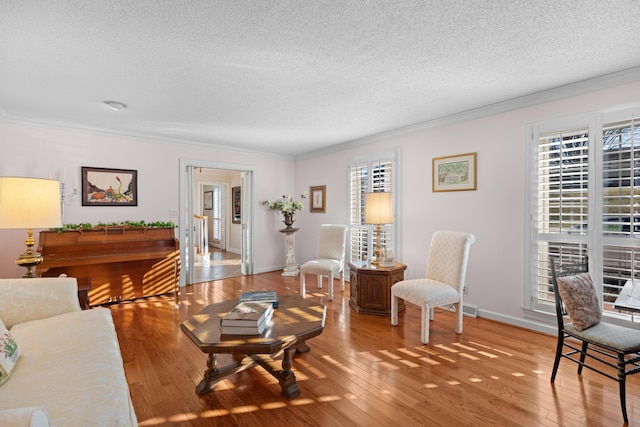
[390,230,475,344]
[550,257,640,424]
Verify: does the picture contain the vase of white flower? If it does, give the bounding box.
[261,192,308,230]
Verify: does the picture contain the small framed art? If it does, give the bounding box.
[204,191,213,210]
[310,185,326,213]
[432,152,477,192]
[232,186,241,223]
[82,167,137,206]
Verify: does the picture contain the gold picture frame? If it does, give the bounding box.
[310,185,326,213]
[432,152,477,192]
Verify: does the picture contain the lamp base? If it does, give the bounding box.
[371,224,382,265]
[15,229,43,278]
[16,254,43,278]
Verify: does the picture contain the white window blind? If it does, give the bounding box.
[349,158,394,263]
[601,118,640,305]
[528,111,640,319]
[532,127,590,312]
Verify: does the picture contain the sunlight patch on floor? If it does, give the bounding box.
[317,395,341,402]
[230,405,260,414]
[290,398,314,406]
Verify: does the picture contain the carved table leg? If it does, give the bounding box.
[278,347,300,398]
[196,353,255,396]
[196,353,219,395]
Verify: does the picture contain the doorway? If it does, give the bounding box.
[179,159,254,286]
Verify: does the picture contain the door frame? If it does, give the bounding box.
[179,158,254,286]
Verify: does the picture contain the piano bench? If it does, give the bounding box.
[77,277,91,309]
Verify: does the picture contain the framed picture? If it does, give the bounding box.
[432,152,477,192]
[310,185,326,213]
[232,186,241,224]
[203,191,213,210]
[81,167,137,206]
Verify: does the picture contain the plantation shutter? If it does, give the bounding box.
[349,158,394,263]
[212,186,222,242]
[601,118,640,305]
[533,127,590,312]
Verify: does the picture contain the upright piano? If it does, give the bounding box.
[38,227,180,306]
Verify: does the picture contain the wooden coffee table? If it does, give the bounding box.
[181,294,326,398]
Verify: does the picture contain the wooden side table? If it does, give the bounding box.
[349,261,406,316]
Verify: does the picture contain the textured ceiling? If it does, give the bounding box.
[2,1,640,157]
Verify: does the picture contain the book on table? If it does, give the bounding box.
[220,301,274,327]
[220,316,272,335]
[239,290,279,309]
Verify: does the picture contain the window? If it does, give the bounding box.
[212,186,222,243]
[348,151,399,263]
[530,125,590,313]
[527,108,640,320]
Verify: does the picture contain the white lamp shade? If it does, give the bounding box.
[364,192,393,224]
[0,177,62,229]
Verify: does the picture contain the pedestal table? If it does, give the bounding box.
[280,227,299,276]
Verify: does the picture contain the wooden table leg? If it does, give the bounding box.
[196,348,306,398]
[196,353,220,395]
[196,353,255,395]
[252,348,301,398]
[278,347,300,398]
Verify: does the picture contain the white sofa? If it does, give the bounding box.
[0,277,137,426]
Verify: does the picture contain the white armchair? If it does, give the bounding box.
[391,230,475,344]
[300,224,348,300]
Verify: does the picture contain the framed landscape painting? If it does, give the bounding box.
[82,167,137,206]
[432,152,477,192]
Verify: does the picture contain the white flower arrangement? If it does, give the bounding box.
[261,192,308,215]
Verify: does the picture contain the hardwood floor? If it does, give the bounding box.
[192,248,242,284]
[109,272,640,426]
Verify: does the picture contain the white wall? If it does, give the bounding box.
[293,79,640,331]
[3,78,640,333]
[0,122,296,278]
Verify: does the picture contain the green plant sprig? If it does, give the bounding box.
[51,220,176,233]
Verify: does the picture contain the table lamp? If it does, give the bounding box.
[0,177,62,277]
[364,192,393,265]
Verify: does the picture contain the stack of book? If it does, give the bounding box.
[239,290,279,309]
[220,301,274,335]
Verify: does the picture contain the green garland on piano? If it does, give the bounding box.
[51,221,177,233]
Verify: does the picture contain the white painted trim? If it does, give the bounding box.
[0,115,293,161]
[479,308,557,336]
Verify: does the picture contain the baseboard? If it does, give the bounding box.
[477,308,556,336]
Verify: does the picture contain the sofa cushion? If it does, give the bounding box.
[0,318,20,386]
[0,277,80,329]
[0,407,49,427]
[0,308,137,426]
